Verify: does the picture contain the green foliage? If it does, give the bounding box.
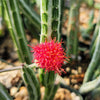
[0,83,13,100]
[22,64,41,100]
[3,0,32,64]
[40,0,62,42]
[80,75,100,94]
[19,0,41,31]
[66,0,82,59]
[83,30,100,83]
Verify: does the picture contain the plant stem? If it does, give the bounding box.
[40,0,62,100]
[0,83,13,100]
[67,0,81,59]
[3,0,32,64]
[83,27,100,83]
[43,83,59,100]
[19,0,41,31]
[92,64,100,80]
[90,11,100,56]
[0,63,37,73]
[80,75,100,94]
[40,0,62,42]
[22,64,40,100]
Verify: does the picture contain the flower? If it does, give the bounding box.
[30,40,69,75]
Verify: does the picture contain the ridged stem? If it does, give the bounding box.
[40,0,62,42]
[40,0,48,43]
[88,87,100,99]
[0,63,37,73]
[83,27,100,83]
[19,0,41,31]
[80,75,100,94]
[40,0,62,100]
[40,0,62,83]
[90,11,100,56]
[43,83,59,100]
[67,0,81,59]
[90,36,98,56]
[3,0,31,64]
[3,1,24,62]
[22,64,40,100]
[92,64,100,80]
[0,83,13,100]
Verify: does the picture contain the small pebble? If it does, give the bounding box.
[10,87,18,96]
[71,69,78,75]
[71,79,77,84]
[14,97,22,100]
[66,67,70,72]
[31,39,38,45]
[0,62,6,69]
[78,67,82,74]
[75,96,80,100]
[78,56,82,61]
[74,84,79,90]
[64,78,70,85]
[71,55,76,60]
[15,87,28,98]
[71,92,76,99]
[26,34,31,41]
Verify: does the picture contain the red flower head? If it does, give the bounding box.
[30,40,69,75]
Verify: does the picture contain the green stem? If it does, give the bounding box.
[0,63,37,73]
[83,27,100,83]
[40,0,63,100]
[22,64,40,100]
[92,64,100,80]
[67,0,81,59]
[43,84,59,100]
[89,87,100,99]
[0,83,13,100]
[40,0,62,42]
[90,36,98,56]
[90,11,100,56]
[19,0,41,31]
[80,75,100,94]
[3,3,24,62]
[3,0,32,64]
